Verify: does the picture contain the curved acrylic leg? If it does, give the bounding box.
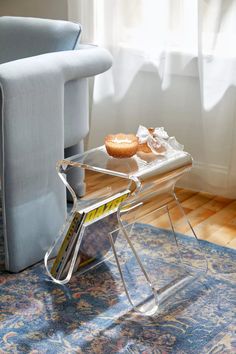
[108,204,159,316]
[169,191,208,276]
[109,190,208,315]
[44,162,86,285]
[44,218,87,285]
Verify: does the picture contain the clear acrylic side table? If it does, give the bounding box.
[45,145,208,316]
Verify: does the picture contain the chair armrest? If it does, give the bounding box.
[0,45,112,91]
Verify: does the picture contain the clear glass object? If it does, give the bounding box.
[45,145,208,316]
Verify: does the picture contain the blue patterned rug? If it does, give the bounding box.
[0,222,236,354]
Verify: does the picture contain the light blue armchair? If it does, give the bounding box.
[0,16,112,272]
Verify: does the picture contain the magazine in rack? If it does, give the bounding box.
[50,188,130,280]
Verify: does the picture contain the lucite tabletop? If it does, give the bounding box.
[59,145,193,181]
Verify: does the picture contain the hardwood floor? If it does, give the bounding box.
[124,188,236,249]
[85,170,236,250]
[174,189,236,249]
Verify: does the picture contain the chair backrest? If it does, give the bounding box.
[0,16,81,64]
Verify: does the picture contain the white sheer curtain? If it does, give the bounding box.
[68,0,236,197]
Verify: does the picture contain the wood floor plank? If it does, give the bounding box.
[206,225,236,246]
[192,201,236,240]
[167,196,233,234]
[199,196,233,212]
[180,192,215,210]
[227,237,236,249]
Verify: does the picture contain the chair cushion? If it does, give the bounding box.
[0,16,81,64]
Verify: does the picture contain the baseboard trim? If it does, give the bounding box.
[177,161,236,198]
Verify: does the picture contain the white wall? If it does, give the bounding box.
[0,0,68,20]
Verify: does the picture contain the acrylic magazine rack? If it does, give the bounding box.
[45,145,208,316]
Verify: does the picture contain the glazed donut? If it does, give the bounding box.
[105,133,138,158]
